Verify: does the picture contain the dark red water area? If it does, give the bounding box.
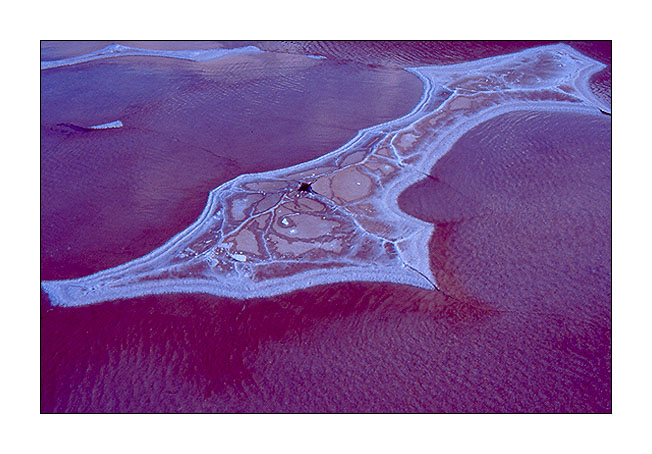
[41,280,608,412]
[43,281,582,413]
[399,110,611,410]
[41,52,422,280]
[41,42,611,413]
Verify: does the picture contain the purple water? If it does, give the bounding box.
[41,41,611,413]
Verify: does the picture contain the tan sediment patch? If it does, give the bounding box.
[469,93,498,111]
[558,84,574,93]
[362,156,399,176]
[375,146,394,158]
[311,175,333,198]
[396,131,418,147]
[274,202,296,219]
[223,227,264,257]
[229,193,263,221]
[296,197,327,212]
[267,233,316,257]
[448,96,473,111]
[340,150,367,167]
[412,116,434,134]
[383,241,398,258]
[274,213,340,239]
[253,212,271,229]
[536,90,582,103]
[276,200,305,215]
[317,238,343,253]
[253,192,283,214]
[233,228,262,256]
[267,234,344,257]
[330,166,373,203]
[428,113,448,128]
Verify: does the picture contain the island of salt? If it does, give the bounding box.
[41,44,609,307]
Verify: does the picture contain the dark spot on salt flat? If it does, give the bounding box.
[298,182,313,193]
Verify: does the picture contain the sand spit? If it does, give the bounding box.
[41,44,608,307]
[40,43,265,70]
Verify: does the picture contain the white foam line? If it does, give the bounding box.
[41,44,265,70]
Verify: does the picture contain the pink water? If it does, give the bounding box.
[41,52,422,279]
[41,41,611,412]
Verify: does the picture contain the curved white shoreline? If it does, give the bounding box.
[40,43,266,70]
[41,43,609,307]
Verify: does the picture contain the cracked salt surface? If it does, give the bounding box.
[41,44,609,307]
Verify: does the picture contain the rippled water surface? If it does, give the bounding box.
[41,41,611,413]
[41,51,423,279]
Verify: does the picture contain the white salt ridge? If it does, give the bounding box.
[41,44,609,307]
[40,44,265,70]
[89,120,123,129]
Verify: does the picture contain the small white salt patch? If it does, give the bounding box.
[232,253,247,262]
[281,217,289,226]
[89,120,123,129]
